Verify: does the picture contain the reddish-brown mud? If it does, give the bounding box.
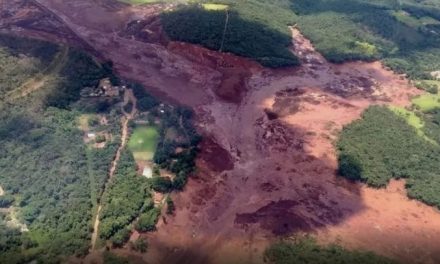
[2,1,440,264]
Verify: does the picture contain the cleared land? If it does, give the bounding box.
[128,126,159,161]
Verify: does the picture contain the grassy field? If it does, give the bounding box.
[389,106,424,129]
[412,94,440,112]
[202,3,228,11]
[128,125,159,161]
[389,106,436,144]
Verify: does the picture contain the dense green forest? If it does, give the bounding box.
[0,36,58,95]
[161,2,299,67]
[0,34,113,262]
[98,149,150,244]
[337,106,440,208]
[0,30,202,260]
[291,0,440,79]
[265,238,395,264]
[161,0,440,78]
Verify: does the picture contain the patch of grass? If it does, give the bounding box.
[414,79,440,94]
[78,114,100,131]
[128,126,159,161]
[202,3,228,11]
[295,11,386,62]
[392,10,424,28]
[78,114,90,131]
[389,106,436,144]
[422,80,440,87]
[389,106,423,129]
[392,10,440,28]
[412,93,440,112]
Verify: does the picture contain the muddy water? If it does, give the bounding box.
[2,1,439,263]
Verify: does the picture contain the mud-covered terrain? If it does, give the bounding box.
[2,1,440,263]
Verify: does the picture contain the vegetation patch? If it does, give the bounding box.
[161,4,299,68]
[131,84,201,191]
[0,30,200,261]
[265,238,395,264]
[202,3,228,11]
[292,0,440,78]
[414,80,440,94]
[337,106,440,208]
[99,149,150,243]
[391,10,440,28]
[128,126,159,161]
[161,0,440,77]
[412,93,440,112]
[388,106,436,144]
[103,252,131,264]
[0,34,116,262]
[134,208,160,232]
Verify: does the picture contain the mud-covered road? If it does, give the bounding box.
[2,1,440,263]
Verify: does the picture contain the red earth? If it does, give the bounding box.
[2,1,440,264]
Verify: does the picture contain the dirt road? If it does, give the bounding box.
[89,88,137,254]
[3,1,440,264]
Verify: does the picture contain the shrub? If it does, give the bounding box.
[110,228,131,248]
[138,97,159,112]
[415,81,439,94]
[130,237,148,253]
[166,196,175,215]
[0,195,14,208]
[95,134,106,143]
[151,177,173,193]
[135,208,160,232]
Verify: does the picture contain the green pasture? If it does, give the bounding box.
[128,126,159,161]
